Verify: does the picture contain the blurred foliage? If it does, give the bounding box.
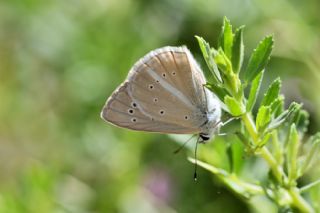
[0,0,320,212]
[197,20,320,211]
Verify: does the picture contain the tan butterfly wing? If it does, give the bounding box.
[101,46,208,134]
[101,82,200,133]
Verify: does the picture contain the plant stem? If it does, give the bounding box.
[241,113,285,183]
[188,157,264,196]
[260,147,284,183]
[289,188,314,213]
[241,112,314,212]
[300,179,320,193]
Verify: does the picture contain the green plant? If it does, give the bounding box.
[190,17,320,212]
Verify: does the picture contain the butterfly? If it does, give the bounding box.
[101,46,222,143]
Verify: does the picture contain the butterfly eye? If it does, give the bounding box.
[131,102,137,108]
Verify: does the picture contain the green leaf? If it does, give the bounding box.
[261,78,281,106]
[244,35,274,82]
[257,132,271,148]
[266,102,301,132]
[300,133,320,175]
[256,105,271,132]
[232,26,244,73]
[286,102,303,126]
[226,144,233,173]
[286,124,300,185]
[214,48,233,74]
[224,96,245,116]
[270,95,284,117]
[218,17,234,59]
[271,130,284,165]
[246,70,264,111]
[235,131,252,150]
[204,83,228,101]
[195,36,222,83]
[295,109,310,134]
[230,141,245,174]
[300,179,320,193]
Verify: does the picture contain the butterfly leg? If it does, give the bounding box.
[222,116,237,126]
[216,116,240,136]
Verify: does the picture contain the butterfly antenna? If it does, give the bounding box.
[194,137,200,181]
[173,135,196,154]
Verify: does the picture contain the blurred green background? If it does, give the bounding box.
[1,0,320,212]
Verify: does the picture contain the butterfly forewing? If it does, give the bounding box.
[101,46,209,134]
[145,47,207,109]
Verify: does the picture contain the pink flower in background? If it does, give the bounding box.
[143,167,174,204]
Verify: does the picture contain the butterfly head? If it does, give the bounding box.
[199,109,222,143]
[199,121,221,143]
[199,133,211,142]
